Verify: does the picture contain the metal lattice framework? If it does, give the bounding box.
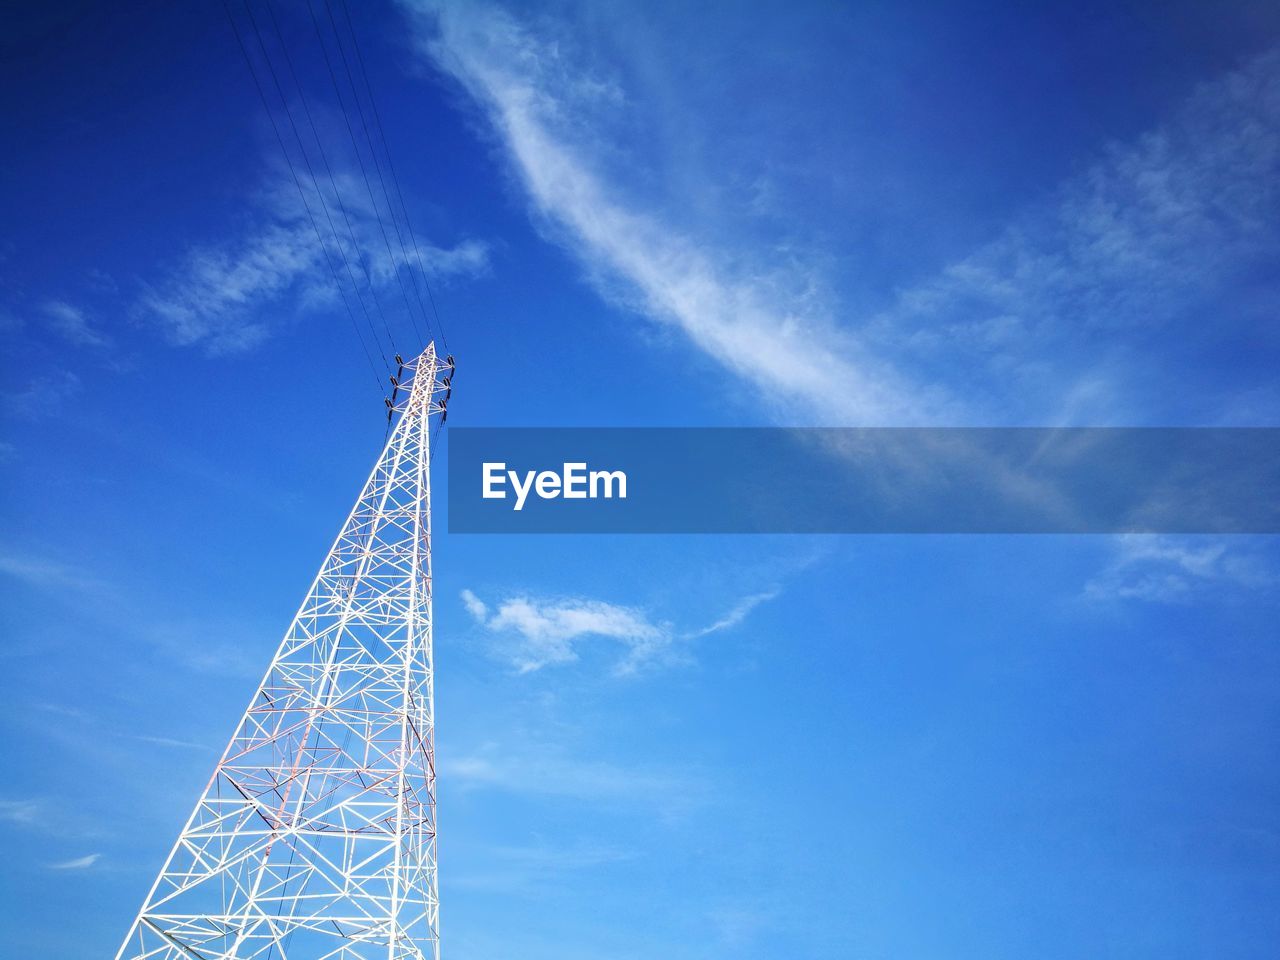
[117,343,451,960]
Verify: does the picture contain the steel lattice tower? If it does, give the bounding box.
[117,344,451,960]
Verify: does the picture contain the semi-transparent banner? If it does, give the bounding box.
[446,428,1280,534]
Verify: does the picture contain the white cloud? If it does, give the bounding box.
[1084,535,1277,603]
[419,238,490,279]
[462,587,776,675]
[409,2,1280,424]
[137,220,320,353]
[137,163,489,354]
[41,300,109,347]
[0,799,42,825]
[868,48,1280,421]
[408,0,945,425]
[49,853,100,870]
[462,590,668,675]
[686,589,778,639]
[460,587,488,620]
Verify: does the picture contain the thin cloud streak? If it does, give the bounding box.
[135,734,216,751]
[42,300,110,347]
[686,589,779,639]
[410,0,944,425]
[0,798,43,825]
[49,853,101,870]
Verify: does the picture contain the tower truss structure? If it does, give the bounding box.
[117,343,451,960]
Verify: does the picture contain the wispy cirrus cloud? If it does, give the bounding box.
[1084,535,1278,604]
[686,589,779,639]
[408,1,1280,425]
[136,165,488,354]
[408,0,944,425]
[869,49,1280,421]
[137,219,322,353]
[461,587,777,675]
[41,300,110,348]
[0,798,43,825]
[48,853,101,870]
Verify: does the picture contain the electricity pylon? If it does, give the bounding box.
[117,344,451,960]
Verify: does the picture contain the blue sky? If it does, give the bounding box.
[2,1,1280,957]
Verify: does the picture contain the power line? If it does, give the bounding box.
[240,0,396,369]
[307,0,429,350]
[223,0,384,393]
[335,0,449,354]
[261,0,402,365]
[321,0,441,349]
